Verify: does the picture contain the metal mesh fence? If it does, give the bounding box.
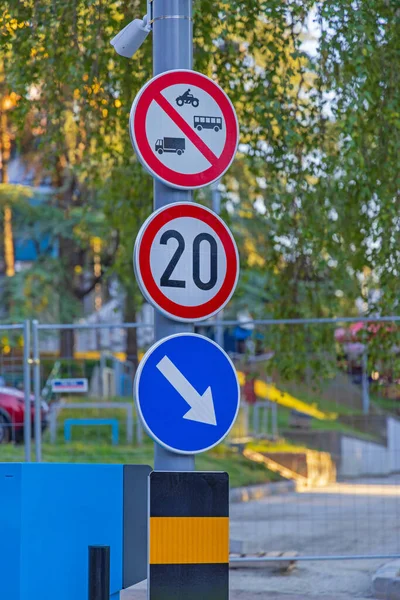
[31,321,152,464]
[226,317,400,562]
[0,322,31,461]
[1,316,400,562]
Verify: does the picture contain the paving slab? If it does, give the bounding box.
[121,477,400,599]
[372,560,400,599]
[121,590,372,599]
[121,576,374,599]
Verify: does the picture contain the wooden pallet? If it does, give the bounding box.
[230,550,298,572]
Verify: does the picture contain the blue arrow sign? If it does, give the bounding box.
[134,333,240,454]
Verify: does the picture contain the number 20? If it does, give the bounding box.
[160,229,218,291]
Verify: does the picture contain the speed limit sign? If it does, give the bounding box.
[134,202,239,322]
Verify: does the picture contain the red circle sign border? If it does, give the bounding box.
[134,202,240,322]
[130,70,239,190]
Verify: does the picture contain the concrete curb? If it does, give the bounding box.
[230,480,295,503]
[372,560,400,599]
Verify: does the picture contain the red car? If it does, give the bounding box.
[0,386,49,444]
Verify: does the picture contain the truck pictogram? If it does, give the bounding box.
[155,137,186,155]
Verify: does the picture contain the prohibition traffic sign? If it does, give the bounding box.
[134,202,239,322]
[134,333,240,454]
[130,69,239,189]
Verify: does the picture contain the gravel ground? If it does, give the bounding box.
[229,475,400,598]
[229,560,378,598]
[122,476,400,599]
[122,565,377,600]
[122,590,371,600]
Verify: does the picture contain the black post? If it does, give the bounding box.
[88,545,110,600]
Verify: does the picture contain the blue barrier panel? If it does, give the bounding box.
[0,463,151,599]
[0,464,123,600]
[64,418,119,445]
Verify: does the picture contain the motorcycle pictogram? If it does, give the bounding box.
[175,89,199,108]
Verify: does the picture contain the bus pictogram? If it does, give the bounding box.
[194,116,223,132]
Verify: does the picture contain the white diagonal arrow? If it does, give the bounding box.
[156,355,217,426]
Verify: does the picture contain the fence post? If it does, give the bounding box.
[32,319,42,462]
[99,351,106,398]
[126,403,133,444]
[243,401,249,437]
[136,414,143,446]
[49,408,57,444]
[88,546,110,600]
[23,320,31,462]
[272,403,278,439]
[253,402,259,436]
[362,350,370,415]
[113,355,120,397]
[263,404,269,436]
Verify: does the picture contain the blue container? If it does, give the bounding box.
[0,463,149,600]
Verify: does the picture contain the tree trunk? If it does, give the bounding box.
[60,328,75,359]
[58,232,76,358]
[0,107,15,278]
[54,161,76,357]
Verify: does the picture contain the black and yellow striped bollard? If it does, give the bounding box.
[149,471,229,600]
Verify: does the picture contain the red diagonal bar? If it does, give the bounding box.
[154,93,219,166]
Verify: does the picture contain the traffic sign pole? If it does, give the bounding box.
[153,0,195,471]
[211,180,225,349]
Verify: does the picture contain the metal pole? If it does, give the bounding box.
[362,350,370,415]
[230,554,400,563]
[99,352,105,398]
[32,320,42,462]
[136,414,143,446]
[211,180,221,215]
[88,546,110,600]
[272,403,278,439]
[253,403,258,436]
[263,404,268,436]
[126,403,133,444]
[23,320,31,462]
[211,180,225,348]
[243,401,249,437]
[153,0,195,471]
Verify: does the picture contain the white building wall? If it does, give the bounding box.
[388,417,400,473]
[340,436,390,478]
[340,417,400,477]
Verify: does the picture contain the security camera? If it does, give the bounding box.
[110,16,151,58]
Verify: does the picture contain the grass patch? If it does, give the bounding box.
[310,417,379,441]
[48,406,135,444]
[0,440,280,489]
[246,439,308,453]
[370,393,400,415]
[275,402,379,441]
[278,381,362,417]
